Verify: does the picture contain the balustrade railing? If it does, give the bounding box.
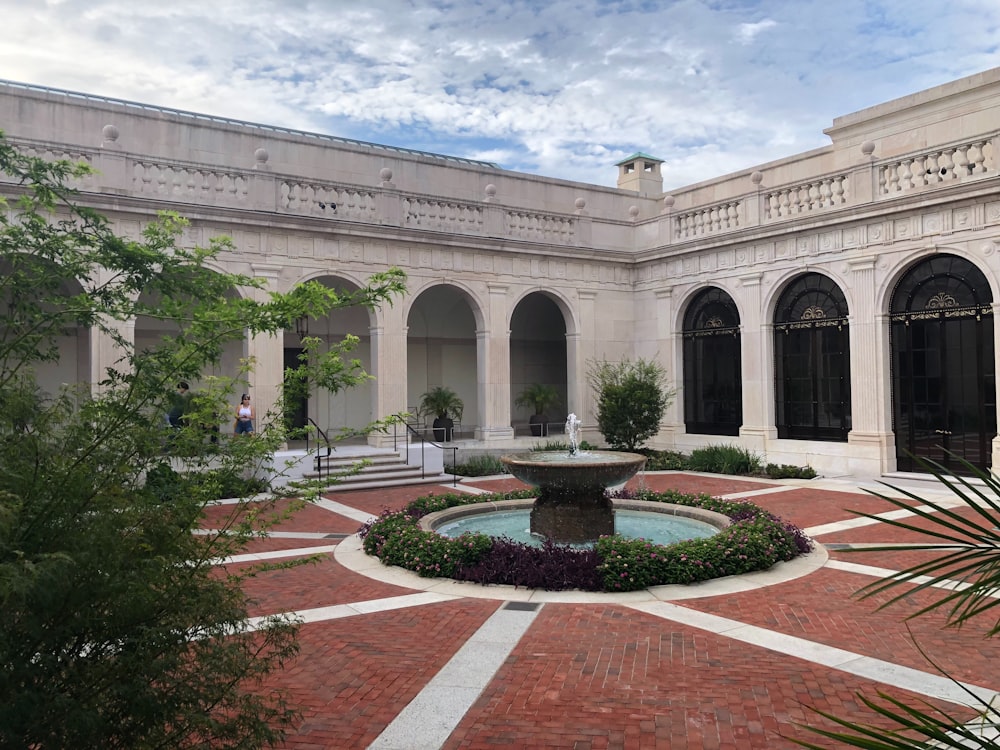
[279,180,377,222]
[674,201,741,239]
[764,175,848,219]
[505,210,576,243]
[132,160,249,204]
[404,196,484,233]
[878,138,995,195]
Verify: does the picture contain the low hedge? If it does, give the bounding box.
[359,488,812,592]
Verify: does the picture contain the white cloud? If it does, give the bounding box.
[0,0,999,187]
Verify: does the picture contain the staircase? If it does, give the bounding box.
[292,446,457,492]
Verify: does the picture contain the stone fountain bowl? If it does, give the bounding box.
[501,450,647,491]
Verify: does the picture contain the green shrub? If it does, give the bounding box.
[450,455,508,477]
[586,357,675,451]
[688,444,762,475]
[765,463,817,479]
[641,449,690,470]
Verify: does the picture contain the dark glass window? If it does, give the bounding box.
[774,273,851,441]
[683,287,742,436]
[890,254,995,473]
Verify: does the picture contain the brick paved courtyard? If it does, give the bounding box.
[204,472,1000,749]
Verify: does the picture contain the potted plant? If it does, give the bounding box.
[418,386,464,442]
[515,383,560,437]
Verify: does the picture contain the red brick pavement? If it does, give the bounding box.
[205,471,1000,748]
[267,600,500,749]
[242,536,343,554]
[682,566,999,686]
[443,604,976,750]
[224,554,419,617]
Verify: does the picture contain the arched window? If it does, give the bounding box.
[774,273,851,441]
[890,254,995,472]
[683,287,742,435]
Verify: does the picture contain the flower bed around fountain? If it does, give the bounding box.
[358,488,813,592]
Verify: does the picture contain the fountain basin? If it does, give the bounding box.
[421,498,730,547]
[500,450,647,543]
[500,450,647,493]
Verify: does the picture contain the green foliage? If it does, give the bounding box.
[515,383,560,415]
[360,488,808,592]
[596,513,801,591]
[687,444,762,475]
[0,135,406,749]
[641,449,690,470]
[586,357,674,451]
[449,454,509,477]
[765,463,818,480]
[792,452,1000,748]
[418,385,464,420]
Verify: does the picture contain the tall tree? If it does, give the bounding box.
[0,134,406,748]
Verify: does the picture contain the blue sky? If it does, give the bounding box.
[2,0,999,188]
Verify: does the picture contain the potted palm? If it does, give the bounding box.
[515,383,560,437]
[418,386,464,442]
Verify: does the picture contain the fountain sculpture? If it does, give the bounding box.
[500,414,647,543]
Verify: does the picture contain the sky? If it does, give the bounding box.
[2,0,999,189]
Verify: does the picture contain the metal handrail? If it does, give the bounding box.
[305,418,333,482]
[393,422,457,486]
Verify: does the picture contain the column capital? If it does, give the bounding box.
[738,272,763,287]
[487,283,508,295]
[578,290,598,301]
[848,256,878,273]
[655,286,673,299]
[251,263,282,282]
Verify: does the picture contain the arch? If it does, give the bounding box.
[406,282,484,438]
[773,272,851,441]
[0,254,91,399]
[682,286,742,436]
[404,278,486,332]
[284,274,378,439]
[508,286,581,337]
[889,253,996,472]
[510,290,571,436]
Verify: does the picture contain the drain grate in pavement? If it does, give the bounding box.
[824,543,852,549]
[323,533,349,539]
[503,601,541,611]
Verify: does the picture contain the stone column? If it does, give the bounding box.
[246,264,284,434]
[847,257,893,475]
[574,290,598,436]
[476,283,514,440]
[738,272,772,448]
[655,286,679,448]
[89,316,134,397]
[369,301,409,447]
[991,301,1000,470]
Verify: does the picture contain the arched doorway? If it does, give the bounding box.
[890,254,996,472]
[510,293,568,436]
[774,273,851,441]
[682,287,742,436]
[407,285,478,439]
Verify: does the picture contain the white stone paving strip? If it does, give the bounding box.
[804,499,966,538]
[218,544,339,565]
[630,601,999,707]
[717,485,800,500]
[246,592,458,630]
[823,558,1000,599]
[368,603,541,750]
[314,497,377,523]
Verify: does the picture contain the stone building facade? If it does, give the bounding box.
[2,68,1000,478]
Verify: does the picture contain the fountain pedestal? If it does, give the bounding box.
[530,492,614,543]
[501,449,647,544]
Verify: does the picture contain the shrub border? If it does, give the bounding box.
[359,488,813,592]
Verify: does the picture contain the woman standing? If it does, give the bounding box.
[234,394,254,435]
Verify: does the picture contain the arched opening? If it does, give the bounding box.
[0,257,90,400]
[407,285,478,440]
[890,254,996,473]
[510,293,568,436]
[773,273,851,441]
[682,287,742,435]
[285,275,374,442]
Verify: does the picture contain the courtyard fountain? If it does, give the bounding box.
[499,414,647,543]
[426,414,725,546]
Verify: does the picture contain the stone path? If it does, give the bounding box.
[204,472,1000,749]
